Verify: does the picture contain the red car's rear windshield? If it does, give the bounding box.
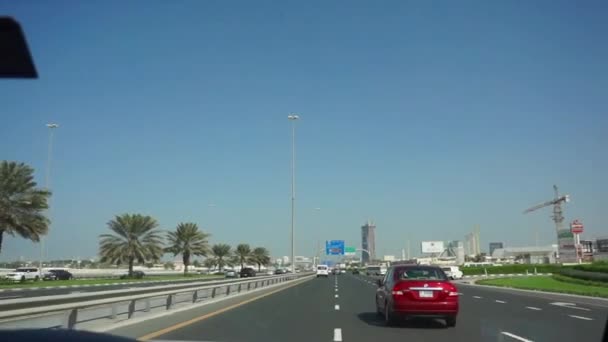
[394,267,448,281]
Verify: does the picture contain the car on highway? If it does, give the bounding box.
[375,265,458,327]
[274,268,288,275]
[4,267,41,282]
[239,267,256,278]
[352,268,360,275]
[316,265,329,277]
[224,269,238,278]
[366,265,387,276]
[441,266,463,280]
[43,269,73,281]
[331,268,341,275]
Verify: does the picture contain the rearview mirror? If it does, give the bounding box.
[376,279,383,287]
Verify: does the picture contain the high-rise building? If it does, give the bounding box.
[465,226,481,255]
[361,220,376,263]
[489,242,504,256]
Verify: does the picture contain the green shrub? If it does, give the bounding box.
[573,262,608,274]
[558,268,608,283]
[552,274,608,288]
[461,264,564,276]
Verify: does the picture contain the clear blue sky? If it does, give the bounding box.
[1,1,606,261]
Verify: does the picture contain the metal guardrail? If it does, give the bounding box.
[0,272,313,329]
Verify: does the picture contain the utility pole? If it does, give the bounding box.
[41,123,58,276]
[288,114,299,273]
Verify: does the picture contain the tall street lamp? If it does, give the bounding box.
[288,114,299,273]
[41,123,58,275]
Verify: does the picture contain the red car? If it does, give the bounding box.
[375,265,459,327]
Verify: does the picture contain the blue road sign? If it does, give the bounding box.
[326,240,345,255]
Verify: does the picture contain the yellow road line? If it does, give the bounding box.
[138,277,311,341]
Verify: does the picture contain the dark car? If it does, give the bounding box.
[120,270,145,279]
[43,269,73,281]
[274,268,287,275]
[375,265,459,327]
[240,267,256,278]
[331,268,340,275]
[352,268,360,275]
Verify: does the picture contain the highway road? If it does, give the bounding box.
[110,273,607,342]
[0,276,228,300]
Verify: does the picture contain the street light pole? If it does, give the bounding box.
[41,123,58,276]
[288,114,299,273]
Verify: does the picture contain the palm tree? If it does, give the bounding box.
[165,222,210,275]
[252,247,271,271]
[234,243,252,269]
[0,161,51,253]
[211,244,231,271]
[99,214,164,277]
[203,257,217,270]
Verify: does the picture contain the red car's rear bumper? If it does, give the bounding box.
[393,301,459,316]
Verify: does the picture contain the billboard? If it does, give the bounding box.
[421,241,444,254]
[326,240,345,255]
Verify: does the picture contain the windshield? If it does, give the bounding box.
[397,268,448,281]
[0,2,606,342]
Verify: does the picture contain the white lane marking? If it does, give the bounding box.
[473,296,482,299]
[495,300,506,303]
[335,294,339,298]
[501,331,533,342]
[569,315,593,321]
[526,307,542,311]
[0,295,23,299]
[549,302,591,311]
[335,288,338,292]
[333,328,342,342]
[335,304,340,310]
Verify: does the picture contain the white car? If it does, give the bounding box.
[4,267,41,282]
[316,265,329,277]
[441,266,464,280]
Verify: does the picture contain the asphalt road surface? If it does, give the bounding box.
[0,277,232,300]
[118,273,607,342]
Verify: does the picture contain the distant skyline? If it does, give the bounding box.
[1,1,606,261]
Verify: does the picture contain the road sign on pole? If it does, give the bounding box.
[326,240,345,255]
[345,246,356,256]
[570,220,584,234]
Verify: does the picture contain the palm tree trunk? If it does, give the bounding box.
[0,230,4,254]
[128,257,134,276]
[183,252,189,275]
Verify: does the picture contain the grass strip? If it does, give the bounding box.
[476,276,608,298]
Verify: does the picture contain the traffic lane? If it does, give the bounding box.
[458,283,607,340]
[0,277,246,299]
[150,275,335,342]
[348,274,606,342]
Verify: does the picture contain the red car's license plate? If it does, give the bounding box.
[419,290,434,298]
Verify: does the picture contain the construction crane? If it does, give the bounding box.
[523,185,570,255]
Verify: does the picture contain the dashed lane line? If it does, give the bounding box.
[335,304,340,310]
[495,300,507,303]
[473,296,482,299]
[500,331,534,342]
[526,307,542,311]
[335,294,339,298]
[333,328,342,342]
[569,315,593,321]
